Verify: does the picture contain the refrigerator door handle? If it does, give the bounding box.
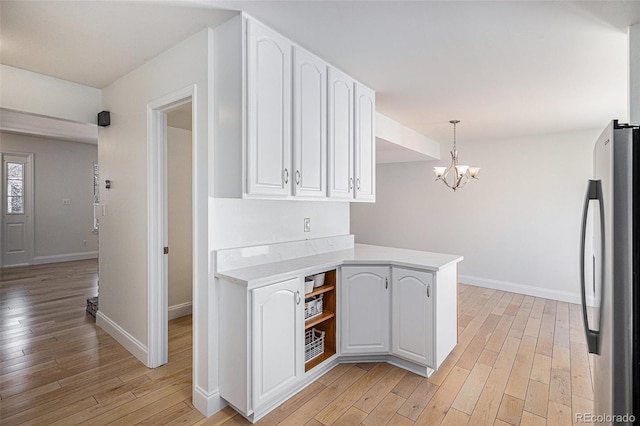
[580,179,604,354]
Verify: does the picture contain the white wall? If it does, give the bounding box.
[212,199,349,250]
[351,128,601,303]
[98,28,215,414]
[0,64,102,124]
[167,126,192,313]
[0,132,98,262]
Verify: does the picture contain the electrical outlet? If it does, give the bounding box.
[304,218,311,232]
[62,198,71,205]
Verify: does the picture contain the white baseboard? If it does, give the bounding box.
[193,385,227,417]
[459,274,580,304]
[33,251,98,265]
[168,302,193,320]
[96,311,149,366]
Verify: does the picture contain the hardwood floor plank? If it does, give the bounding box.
[396,378,439,421]
[361,393,405,426]
[496,394,524,425]
[440,407,470,426]
[451,362,492,415]
[414,366,470,425]
[524,379,549,418]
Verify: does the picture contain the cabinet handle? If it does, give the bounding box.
[283,168,289,184]
[295,170,301,185]
[356,178,361,190]
[349,177,354,190]
[427,285,430,298]
[296,290,301,305]
[385,277,388,289]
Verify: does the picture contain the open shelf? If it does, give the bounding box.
[305,269,337,373]
[305,349,335,371]
[304,284,335,299]
[305,310,335,330]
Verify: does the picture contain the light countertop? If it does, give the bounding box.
[216,243,463,288]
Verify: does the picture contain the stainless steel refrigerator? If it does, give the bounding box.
[581,120,639,424]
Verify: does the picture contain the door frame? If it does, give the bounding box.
[1,151,35,267]
[147,86,196,368]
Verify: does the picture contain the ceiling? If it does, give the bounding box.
[1,0,639,145]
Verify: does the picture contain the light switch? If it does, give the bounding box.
[304,218,311,232]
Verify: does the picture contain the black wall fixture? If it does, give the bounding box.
[97,111,110,127]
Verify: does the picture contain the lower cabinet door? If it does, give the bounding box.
[252,277,304,409]
[391,268,434,367]
[340,266,390,354]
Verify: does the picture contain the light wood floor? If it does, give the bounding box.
[0,260,594,425]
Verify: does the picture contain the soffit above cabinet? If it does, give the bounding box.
[376,113,440,164]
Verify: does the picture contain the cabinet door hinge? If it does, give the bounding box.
[164,247,169,254]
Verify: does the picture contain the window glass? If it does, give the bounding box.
[6,162,24,214]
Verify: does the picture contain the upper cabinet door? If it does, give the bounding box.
[293,47,327,198]
[354,84,376,201]
[327,68,355,200]
[246,19,292,196]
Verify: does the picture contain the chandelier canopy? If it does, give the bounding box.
[433,120,480,191]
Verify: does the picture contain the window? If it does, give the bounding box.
[6,162,24,214]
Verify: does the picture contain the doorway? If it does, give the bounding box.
[147,86,195,368]
[1,152,34,267]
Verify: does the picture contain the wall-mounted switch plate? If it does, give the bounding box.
[304,218,311,232]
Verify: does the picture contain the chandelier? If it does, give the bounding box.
[433,120,480,191]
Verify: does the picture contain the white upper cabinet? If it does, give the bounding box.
[340,266,390,354]
[327,67,355,200]
[354,84,376,201]
[246,19,292,197]
[213,14,375,202]
[293,47,327,198]
[391,268,434,367]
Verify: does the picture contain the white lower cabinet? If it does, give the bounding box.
[219,276,304,418]
[252,278,305,409]
[340,266,390,354]
[391,267,434,367]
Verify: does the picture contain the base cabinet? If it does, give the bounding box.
[219,276,304,417]
[340,266,390,354]
[252,278,304,408]
[391,268,434,367]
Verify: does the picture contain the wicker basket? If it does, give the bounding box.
[304,294,323,320]
[305,328,325,362]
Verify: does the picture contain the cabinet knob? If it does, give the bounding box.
[283,168,289,184]
[295,170,301,185]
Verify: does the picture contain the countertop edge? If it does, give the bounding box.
[215,247,463,288]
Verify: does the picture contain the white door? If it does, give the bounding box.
[252,277,304,409]
[2,153,34,267]
[392,268,434,367]
[246,18,292,197]
[354,83,376,201]
[293,47,326,198]
[327,67,354,200]
[340,266,390,354]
